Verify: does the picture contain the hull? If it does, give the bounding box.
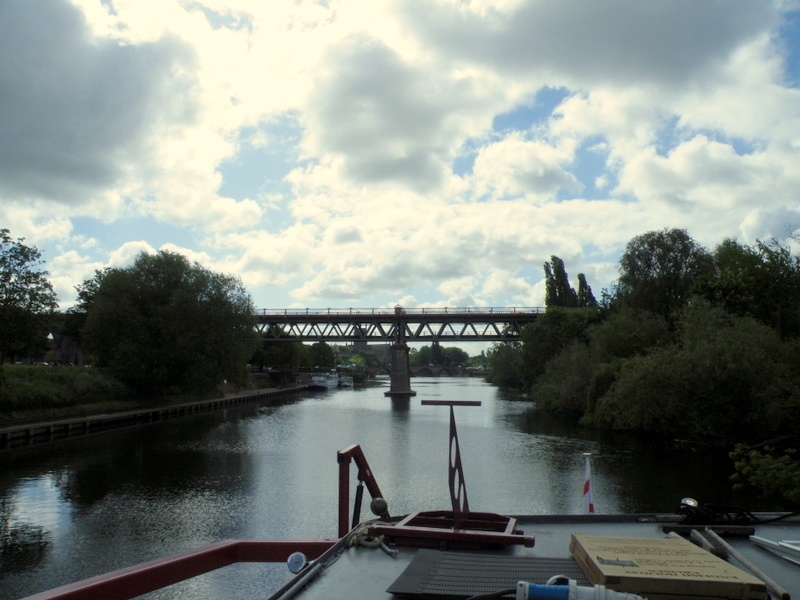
[310,373,339,389]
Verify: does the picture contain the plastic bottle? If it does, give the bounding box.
[516,579,646,600]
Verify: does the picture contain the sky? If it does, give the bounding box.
[3,0,800,320]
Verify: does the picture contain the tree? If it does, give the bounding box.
[486,342,522,388]
[430,341,445,365]
[592,300,797,442]
[576,273,597,308]
[0,229,58,364]
[309,341,336,369]
[82,251,257,396]
[63,268,110,350]
[615,228,713,322]
[517,308,598,388]
[544,256,578,308]
[443,346,469,366]
[699,239,800,339]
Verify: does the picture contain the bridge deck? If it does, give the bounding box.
[255,307,546,342]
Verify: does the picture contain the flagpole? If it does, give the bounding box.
[582,452,595,514]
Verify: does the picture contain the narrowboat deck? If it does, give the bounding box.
[24,513,800,599]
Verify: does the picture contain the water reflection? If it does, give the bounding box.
[0,498,51,574]
[0,377,749,600]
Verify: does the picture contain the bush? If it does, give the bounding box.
[0,365,135,417]
[592,301,797,442]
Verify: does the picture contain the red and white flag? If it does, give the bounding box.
[582,453,595,514]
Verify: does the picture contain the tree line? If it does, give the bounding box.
[1,233,258,399]
[487,228,800,508]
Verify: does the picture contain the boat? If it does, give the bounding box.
[339,375,354,388]
[310,371,339,389]
[23,400,800,600]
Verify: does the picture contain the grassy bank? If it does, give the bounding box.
[0,365,144,425]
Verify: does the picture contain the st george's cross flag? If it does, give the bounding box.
[582,453,595,514]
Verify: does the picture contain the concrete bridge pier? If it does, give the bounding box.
[384,341,417,398]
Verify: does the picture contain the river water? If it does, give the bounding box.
[0,377,742,599]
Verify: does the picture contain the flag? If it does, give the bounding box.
[582,453,595,514]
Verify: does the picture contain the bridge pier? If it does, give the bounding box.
[384,341,416,399]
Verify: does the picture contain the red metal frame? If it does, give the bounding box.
[22,540,335,600]
[337,444,385,537]
[370,511,534,550]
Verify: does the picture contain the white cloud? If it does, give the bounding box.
[472,134,581,200]
[2,0,799,325]
[108,241,156,268]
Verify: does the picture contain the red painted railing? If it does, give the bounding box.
[22,540,335,600]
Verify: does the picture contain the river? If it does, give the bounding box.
[0,376,742,599]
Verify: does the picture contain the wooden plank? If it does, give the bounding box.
[569,534,766,599]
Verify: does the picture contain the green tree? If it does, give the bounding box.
[699,239,800,339]
[63,268,110,350]
[592,300,797,442]
[0,229,58,364]
[486,342,522,388]
[615,228,713,322]
[576,273,597,308]
[430,341,445,365]
[416,345,432,365]
[443,346,469,366]
[533,307,670,419]
[309,341,336,369]
[731,446,800,509]
[517,308,598,388]
[544,256,578,308]
[82,251,257,396]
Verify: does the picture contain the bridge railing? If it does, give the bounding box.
[257,307,546,316]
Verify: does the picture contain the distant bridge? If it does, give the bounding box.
[255,306,544,343]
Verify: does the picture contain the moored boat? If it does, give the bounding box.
[310,371,339,389]
[339,375,354,388]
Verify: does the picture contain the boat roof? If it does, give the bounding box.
[261,512,798,600]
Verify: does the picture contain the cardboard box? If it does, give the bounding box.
[569,534,766,599]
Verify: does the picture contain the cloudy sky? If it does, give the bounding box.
[3,0,800,316]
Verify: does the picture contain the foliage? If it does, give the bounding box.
[517,308,599,388]
[309,341,336,369]
[0,229,58,364]
[0,365,135,418]
[62,268,110,349]
[443,345,469,366]
[82,251,257,396]
[577,273,597,308]
[592,300,797,442]
[531,308,669,417]
[544,256,597,308]
[615,228,713,322]
[532,340,597,417]
[698,238,800,339]
[544,256,578,307]
[411,342,468,366]
[731,445,800,509]
[251,325,311,370]
[587,307,671,361]
[486,342,522,388]
[468,350,488,368]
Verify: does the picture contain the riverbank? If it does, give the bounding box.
[0,364,312,426]
[0,385,309,451]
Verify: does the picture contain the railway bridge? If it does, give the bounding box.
[255,305,544,398]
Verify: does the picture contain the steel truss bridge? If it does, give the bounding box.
[255,306,544,342]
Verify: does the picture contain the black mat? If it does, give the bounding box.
[387,549,590,599]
